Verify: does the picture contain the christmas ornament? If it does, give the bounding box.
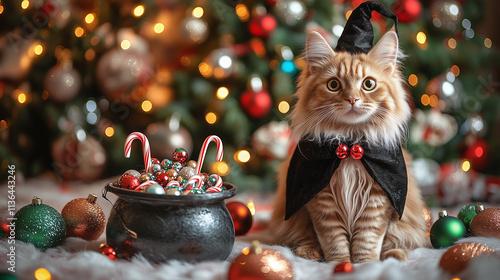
[274,0,307,26]
[470,205,500,239]
[226,201,253,236]
[251,121,293,160]
[462,114,487,137]
[228,241,294,280]
[248,11,277,37]
[333,262,354,273]
[439,242,495,275]
[96,49,152,102]
[430,75,465,112]
[350,145,364,159]
[430,0,463,31]
[203,48,237,79]
[182,16,208,44]
[99,244,117,260]
[336,144,349,159]
[14,197,66,250]
[437,161,471,206]
[410,109,458,147]
[412,158,440,198]
[457,204,478,233]
[423,205,432,236]
[463,137,489,171]
[145,183,166,194]
[393,0,422,23]
[173,148,188,164]
[120,174,141,190]
[430,210,466,248]
[43,64,81,103]
[240,89,272,119]
[62,193,106,241]
[146,116,193,160]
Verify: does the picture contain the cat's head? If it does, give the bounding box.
[290,29,411,148]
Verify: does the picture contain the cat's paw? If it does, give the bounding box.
[380,249,408,261]
[294,245,323,261]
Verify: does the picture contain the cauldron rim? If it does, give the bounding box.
[103,182,237,206]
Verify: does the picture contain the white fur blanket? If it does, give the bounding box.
[1,177,500,280]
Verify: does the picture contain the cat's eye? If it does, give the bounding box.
[362,78,377,91]
[327,78,341,92]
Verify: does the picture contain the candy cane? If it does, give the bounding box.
[195,135,223,174]
[124,132,152,173]
[133,180,157,191]
[185,175,204,190]
[165,181,180,189]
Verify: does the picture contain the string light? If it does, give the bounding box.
[484,38,492,48]
[345,10,352,20]
[216,87,229,99]
[85,49,95,61]
[18,92,27,104]
[90,36,100,46]
[451,65,460,76]
[235,4,250,21]
[42,90,49,100]
[141,100,153,112]
[247,199,256,215]
[74,27,85,37]
[461,160,471,172]
[198,62,213,78]
[34,268,51,280]
[421,94,430,106]
[33,44,44,55]
[120,40,131,50]
[205,112,217,124]
[192,7,204,18]
[0,120,7,131]
[447,38,457,49]
[154,23,164,34]
[85,13,95,24]
[180,56,191,66]
[408,74,418,86]
[429,95,438,107]
[416,31,426,44]
[133,5,145,17]
[213,161,229,176]
[234,150,251,163]
[105,126,115,137]
[278,101,290,113]
[21,0,29,9]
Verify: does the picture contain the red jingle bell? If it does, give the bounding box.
[350,144,364,159]
[336,144,349,159]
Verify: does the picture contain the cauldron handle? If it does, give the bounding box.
[102,184,138,239]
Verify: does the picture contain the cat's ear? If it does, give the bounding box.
[306,31,335,74]
[368,29,399,75]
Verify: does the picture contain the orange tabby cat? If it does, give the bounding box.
[269,29,429,263]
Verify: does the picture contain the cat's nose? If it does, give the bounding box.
[345,98,359,105]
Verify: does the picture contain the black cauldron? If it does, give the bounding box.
[103,183,237,263]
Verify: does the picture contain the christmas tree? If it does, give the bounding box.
[0,0,498,203]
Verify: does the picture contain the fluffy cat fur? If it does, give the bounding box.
[268,29,429,263]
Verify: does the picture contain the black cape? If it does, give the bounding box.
[285,137,407,220]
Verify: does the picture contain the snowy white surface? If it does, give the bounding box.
[1,176,500,280]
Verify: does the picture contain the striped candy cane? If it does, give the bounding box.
[195,135,223,175]
[124,132,152,173]
[185,175,204,190]
[165,181,180,189]
[133,180,157,191]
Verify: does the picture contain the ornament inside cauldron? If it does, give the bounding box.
[104,132,237,263]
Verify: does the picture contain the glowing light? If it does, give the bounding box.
[278,101,290,113]
[242,246,250,255]
[429,95,438,108]
[0,120,7,131]
[213,161,229,176]
[250,75,263,92]
[442,81,455,96]
[446,72,455,83]
[0,5,4,14]
[85,13,95,24]
[235,150,251,163]
[448,38,457,49]
[120,40,131,50]
[74,27,85,37]
[421,94,430,106]
[86,100,97,112]
[332,25,344,37]
[462,19,471,29]
[42,90,49,100]
[35,268,51,280]
[85,49,95,61]
[86,113,98,124]
[247,199,256,216]
[21,0,29,9]
[154,23,164,34]
[218,55,232,69]
[461,160,471,172]
[192,7,204,18]
[216,87,229,99]
[18,93,27,104]
[105,126,115,137]
[484,38,492,48]
[474,146,484,158]
[235,4,250,21]
[345,10,352,20]
[449,4,459,16]
[133,5,145,17]
[451,65,460,77]
[416,32,426,44]
[408,74,418,86]
[34,44,43,55]
[281,60,295,73]
[141,100,153,112]
[198,62,213,78]
[205,112,217,124]
[180,56,191,66]
[90,36,100,46]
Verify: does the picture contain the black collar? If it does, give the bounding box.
[285,136,407,220]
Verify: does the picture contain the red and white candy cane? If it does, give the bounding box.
[195,135,223,174]
[133,180,157,192]
[124,132,152,173]
[206,174,223,193]
[166,181,180,189]
[185,175,204,190]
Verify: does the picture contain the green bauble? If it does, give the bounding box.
[457,204,478,233]
[430,210,466,249]
[14,197,66,250]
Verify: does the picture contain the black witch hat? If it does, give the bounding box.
[335,1,398,54]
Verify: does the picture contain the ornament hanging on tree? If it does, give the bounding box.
[251,121,293,160]
[204,48,237,79]
[248,7,278,37]
[43,64,82,103]
[14,197,66,250]
[470,204,500,239]
[439,242,495,276]
[463,137,489,171]
[461,114,487,137]
[430,210,466,248]
[430,0,463,31]
[393,0,422,23]
[61,193,106,241]
[182,16,209,44]
[273,0,307,26]
[146,113,193,160]
[240,75,272,119]
[226,201,253,236]
[228,241,294,280]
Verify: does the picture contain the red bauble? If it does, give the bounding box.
[393,0,423,23]
[463,138,488,171]
[155,172,170,187]
[173,148,189,164]
[240,90,272,119]
[470,207,500,238]
[333,262,354,273]
[248,14,277,37]
[100,244,117,260]
[120,174,140,190]
[62,193,106,241]
[336,144,349,159]
[226,201,253,236]
[228,241,294,280]
[350,144,364,160]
